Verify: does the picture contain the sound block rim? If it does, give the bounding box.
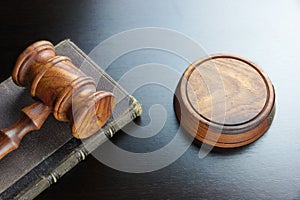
[174,54,276,148]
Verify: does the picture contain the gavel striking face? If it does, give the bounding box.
[0,41,116,159]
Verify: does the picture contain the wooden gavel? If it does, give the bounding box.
[0,41,116,159]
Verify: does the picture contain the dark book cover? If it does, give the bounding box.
[0,40,142,200]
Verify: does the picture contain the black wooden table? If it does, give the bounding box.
[1,1,300,199]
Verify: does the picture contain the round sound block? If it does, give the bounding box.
[174,54,275,148]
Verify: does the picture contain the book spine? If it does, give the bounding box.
[14,100,142,200]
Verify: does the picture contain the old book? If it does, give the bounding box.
[0,40,142,200]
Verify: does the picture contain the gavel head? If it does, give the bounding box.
[12,41,116,139]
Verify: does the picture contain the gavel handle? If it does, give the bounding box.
[0,101,52,159]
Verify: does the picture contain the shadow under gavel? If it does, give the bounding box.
[0,41,116,159]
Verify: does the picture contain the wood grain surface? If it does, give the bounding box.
[174,54,275,148]
[0,41,115,159]
[0,102,51,159]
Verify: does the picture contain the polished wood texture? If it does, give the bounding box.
[0,41,116,159]
[174,54,275,148]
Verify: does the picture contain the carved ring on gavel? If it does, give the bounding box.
[0,41,116,159]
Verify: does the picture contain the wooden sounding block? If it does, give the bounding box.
[174,54,275,148]
[0,41,116,159]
